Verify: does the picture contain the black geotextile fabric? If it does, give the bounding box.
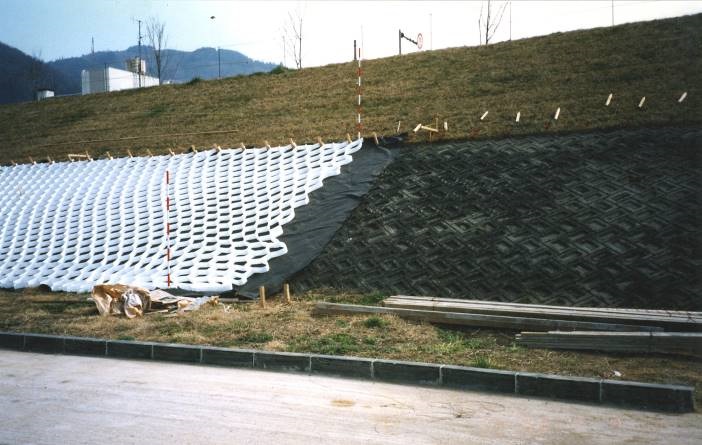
[235,144,394,298]
[292,127,702,310]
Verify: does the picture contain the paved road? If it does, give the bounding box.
[0,350,699,445]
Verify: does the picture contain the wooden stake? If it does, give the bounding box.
[28,156,36,165]
[283,283,292,304]
[516,111,521,123]
[554,107,561,120]
[443,121,448,131]
[413,123,422,133]
[372,132,379,145]
[397,121,401,133]
[346,133,352,143]
[168,148,176,156]
[127,149,133,158]
[238,142,246,149]
[289,138,297,148]
[678,92,687,103]
[606,93,613,106]
[106,151,113,160]
[638,96,646,108]
[480,111,489,121]
[47,156,53,164]
[316,136,324,146]
[85,150,92,161]
[264,140,271,149]
[259,286,266,308]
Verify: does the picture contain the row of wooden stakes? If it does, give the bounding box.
[8,134,361,167]
[257,283,292,308]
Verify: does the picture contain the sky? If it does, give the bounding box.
[1,0,701,67]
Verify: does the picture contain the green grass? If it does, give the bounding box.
[363,315,389,328]
[472,355,496,369]
[0,14,699,164]
[238,330,273,344]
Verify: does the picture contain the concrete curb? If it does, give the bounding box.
[0,331,695,413]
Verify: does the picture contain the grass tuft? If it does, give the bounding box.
[363,316,388,328]
[472,355,495,369]
[238,330,273,344]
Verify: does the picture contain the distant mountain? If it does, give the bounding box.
[48,45,277,93]
[0,42,73,104]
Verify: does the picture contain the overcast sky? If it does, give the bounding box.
[2,0,701,67]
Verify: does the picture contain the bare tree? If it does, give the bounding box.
[28,50,48,94]
[284,9,304,69]
[146,17,169,84]
[478,0,508,45]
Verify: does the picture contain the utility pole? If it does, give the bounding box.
[399,29,402,55]
[429,13,433,50]
[611,0,614,26]
[91,37,94,55]
[218,47,221,78]
[509,1,512,41]
[137,19,143,87]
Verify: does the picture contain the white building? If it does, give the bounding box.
[81,62,159,95]
[35,89,54,101]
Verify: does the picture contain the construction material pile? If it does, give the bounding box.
[90,284,220,318]
[313,295,702,357]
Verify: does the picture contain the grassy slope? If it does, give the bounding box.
[0,14,699,163]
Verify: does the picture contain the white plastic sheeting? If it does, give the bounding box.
[0,139,363,293]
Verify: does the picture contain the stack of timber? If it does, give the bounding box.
[516,331,702,357]
[312,302,662,332]
[383,296,702,332]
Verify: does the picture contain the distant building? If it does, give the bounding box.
[81,58,158,95]
[35,89,54,101]
[125,57,146,76]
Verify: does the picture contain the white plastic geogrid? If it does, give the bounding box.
[0,139,363,293]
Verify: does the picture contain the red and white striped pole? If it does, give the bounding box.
[165,169,172,288]
[356,48,362,140]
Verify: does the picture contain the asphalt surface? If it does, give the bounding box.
[0,350,700,445]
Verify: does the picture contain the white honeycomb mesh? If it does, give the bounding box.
[0,139,363,293]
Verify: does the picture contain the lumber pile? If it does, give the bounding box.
[312,302,662,332]
[516,331,702,357]
[313,296,702,357]
[383,296,702,332]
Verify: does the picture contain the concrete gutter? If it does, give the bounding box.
[0,331,695,413]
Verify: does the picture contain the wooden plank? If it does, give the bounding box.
[516,331,702,357]
[312,303,662,332]
[384,297,700,320]
[383,298,702,331]
[386,296,702,320]
[387,296,702,317]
